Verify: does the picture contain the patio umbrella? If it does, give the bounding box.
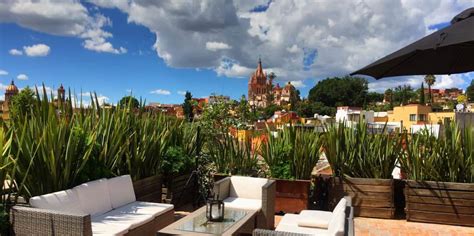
[351,8,474,79]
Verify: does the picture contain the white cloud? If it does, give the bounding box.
[177,90,187,95]
[0,1,126,54]
[9,49,23,56]
[23,43,50,56]
[16,74,28,80]
[290,80,306,88]
[87,0,472,88]
[206,41,232,51]
[150,89,171,95]
[0,70,8,76]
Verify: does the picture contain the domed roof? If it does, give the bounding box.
[6,80,18,93]
[284,81,294,89]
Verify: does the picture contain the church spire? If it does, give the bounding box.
[256,57,263,77]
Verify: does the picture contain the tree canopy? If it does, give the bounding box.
[308,76,368,108]
[467,80,474,102]
[10,86,36,119]
[182,91,194,121]
[118,96,139,108]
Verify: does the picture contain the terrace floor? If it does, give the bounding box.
[175,205,474,236]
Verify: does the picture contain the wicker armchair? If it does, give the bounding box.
[214,176,276,229]
[252,197,354,236]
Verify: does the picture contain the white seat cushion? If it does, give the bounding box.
[107,175,136,209]
[92,201,172,230]
[229,176,269,199]
[332,198,347,214]
[222,197,261,210]
[276,223,329,236]
[91,221,130,236]
[114,201,174,218]
[29,189,84,214]
[74,178,113,216]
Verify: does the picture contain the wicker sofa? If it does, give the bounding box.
[213,176,276,230]
[253,197,354,236]
[10,175,174,236]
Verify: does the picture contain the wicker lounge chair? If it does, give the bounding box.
[213,176,276,230]
[11,175,174,236]
[252,197,354,236]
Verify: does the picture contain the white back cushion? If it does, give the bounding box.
[107,175,136,209]
[74,178,113,216]
[332,198,347,214]
[229,176,269,199]
[328,209,346,236]
[29,189,84,214]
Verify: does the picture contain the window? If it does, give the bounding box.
[418,114,427,122]
[409,114,416,121]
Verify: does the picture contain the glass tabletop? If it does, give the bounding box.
[176,208,248,234]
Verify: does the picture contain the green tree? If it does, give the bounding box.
[10,86,35,119]
[308,76,368,107]
[289,89,301,111]
[182,91,194,122]
[424,74,436,104]
[236,95,252,124]
[419,83,426,105]
[263,104,282,119]
[393,85,416,105]
[118,96,139,108]
[466,80,474,102]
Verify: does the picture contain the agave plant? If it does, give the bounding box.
[401,123,474,183]
[207,133,258,176]
[260,126,322,180]
[323,122,402,179]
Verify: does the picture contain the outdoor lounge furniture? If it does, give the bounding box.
[252,197,354,236]
[213,176,276,230]
[11,175,174,236]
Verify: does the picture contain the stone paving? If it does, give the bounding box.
[354,217,474,236]
[177,205,474,236]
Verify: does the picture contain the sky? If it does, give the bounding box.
[1,0,473,105]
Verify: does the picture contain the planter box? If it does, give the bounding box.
[329,177,395,219]
[274,179,310,214]
[405,180,474,227]
[133,175,162,203]
[163,172,197,206]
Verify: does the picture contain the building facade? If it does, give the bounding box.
[248,58,296,108]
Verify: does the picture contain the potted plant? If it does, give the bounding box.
[323,122,403,219]
[260,126,322,214]
[401,123,474,226]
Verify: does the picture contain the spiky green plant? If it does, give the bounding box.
[401,123,474,183]
[323,122,402,179]
[260,126,322,180]
[207,133,258,176]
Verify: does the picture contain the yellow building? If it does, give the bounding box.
[387,104,455,128]
[387,104,432,127]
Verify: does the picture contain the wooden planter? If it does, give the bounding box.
[163,172,197,206]
[329,177,395,219]
[405,180,474,226]
[133,175,162,203]
[274,179,310,214]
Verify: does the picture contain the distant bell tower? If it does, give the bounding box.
[58,84,65,103]
[3,80,19,120]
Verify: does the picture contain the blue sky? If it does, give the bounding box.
[0,6,271,104]
[1,1,472,105]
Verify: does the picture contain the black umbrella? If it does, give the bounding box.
[351,8,474,79]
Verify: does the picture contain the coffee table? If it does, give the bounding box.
[157,206,258,236]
